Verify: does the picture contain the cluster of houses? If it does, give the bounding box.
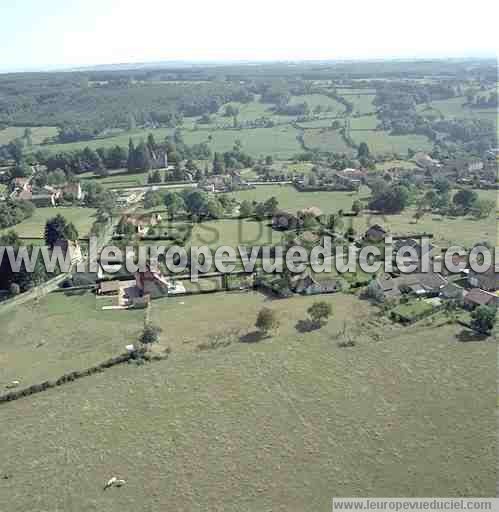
[364,224,499,311]
[390,153,497,189]
[199,173,254,193]
[118,212,163,236]
[272,206,323,230]
[294,168,366,192]
[12,178,83,206]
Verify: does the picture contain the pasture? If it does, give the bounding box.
[354,206,497,248]
[375,159,416,171]
[350,130,433,156]
[82,171,149,189]
[0,292,144,387]
[189,218,283,250]
[0,206,97,239]
[345,94,377,115]
[228,184,370,214]
[417,96,498,123]
[183,126,302,159]
[302,128,355,154]
[0,125,58,145]
[350,115,380,130]
[0,291,495,510]
[290,94,346,115]
[36,126,174,153]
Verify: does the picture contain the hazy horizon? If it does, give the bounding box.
[1,0,497,73]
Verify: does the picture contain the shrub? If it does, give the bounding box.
[307,301,332,325]
[255,307,280,334]
[9,283,20,296]
[139,324,162,344]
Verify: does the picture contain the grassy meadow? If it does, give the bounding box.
[302,128,355,154]
[227,184,370,214]
[350,130,433,156]
[35,126,174,153]
[0,292,145,387]
[189,218,283,250]
[353,206,497,249]
[0,126,58,145]
[0,291,495,510]
[183,126,302,159]
[417,96,498,123]
[0,206,97,239]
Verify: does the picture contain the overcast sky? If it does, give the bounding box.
[1,0,496,71]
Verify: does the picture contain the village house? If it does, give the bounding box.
[60,182,83,200]
[463,288,498,309]
[121,213,162,236]
[200,175,229,193]
[414,152,440,170]
[468,265,499,293]
[135,266,185,298]
[13,177,30,192]
[364,224,387,243]
[372,271,448,300]
[272,210,301,230]
[98,280,121,295]
[290,274,344,295]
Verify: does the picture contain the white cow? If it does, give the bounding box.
[104,477,126,490]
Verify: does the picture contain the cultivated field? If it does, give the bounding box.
[0,291,495,510]
[0,207,97,239]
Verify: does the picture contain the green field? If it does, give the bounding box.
[189,218,283,250]
[336,88,377,95]
[296,118,340,129]
[228,184,370,214]
[0,126,58,145]
[350,130,433,156]
[350,115,380,130]
[417,97,498,123]
[183,126,302,159]
[0,292,144,387]
[213,100,276,123]
[36,126,174,153]
[302,128,355,154]
[354,199,497,249]
[290,94,346,115]
[346,94,377,115]
[375,159,417,171]
[0,291,495,510]
[0,207,97,239]
[82,171,149,189]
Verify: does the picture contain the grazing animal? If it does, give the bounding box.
[104,477,126,490]
[104,477,117,490]
[5,380,20,389]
